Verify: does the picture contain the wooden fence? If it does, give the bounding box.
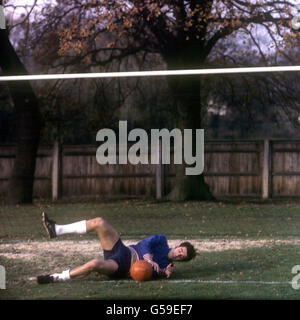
[1,140,300,200]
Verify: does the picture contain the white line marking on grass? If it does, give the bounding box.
[83,279,292,286]
[22,277,292,289]
[26,277,290,286]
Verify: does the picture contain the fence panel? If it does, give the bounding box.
[1,140,300,199]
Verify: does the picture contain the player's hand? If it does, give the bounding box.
[151,261,161,273]
[165,263,173,278]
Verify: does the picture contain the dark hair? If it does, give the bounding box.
[179,241,196,261]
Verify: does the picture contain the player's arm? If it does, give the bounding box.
[142,253,163,275]
[141,234,169,277]
[148,234,172,278]
[143,254,173,278]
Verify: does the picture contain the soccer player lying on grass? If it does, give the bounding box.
[37,212,196,284]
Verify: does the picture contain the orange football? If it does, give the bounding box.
[130,260,153,281]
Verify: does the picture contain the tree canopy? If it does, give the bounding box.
[27,0,299,69]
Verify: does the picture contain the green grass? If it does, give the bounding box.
[2,245,300,300]
[1,198,300,300]
[1,198,300,240]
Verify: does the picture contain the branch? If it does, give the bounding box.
[205,9,293,57]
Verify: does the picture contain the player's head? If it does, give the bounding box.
[169,241,196,262]
[178,241,196,261]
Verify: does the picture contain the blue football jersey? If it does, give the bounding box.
[129,234,171,276]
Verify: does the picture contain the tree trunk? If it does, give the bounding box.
[0,29,41,204]
[165,60,215,201]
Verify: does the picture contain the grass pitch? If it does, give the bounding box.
[1,198,300,300]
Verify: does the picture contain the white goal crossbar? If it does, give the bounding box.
[0,65,300,82]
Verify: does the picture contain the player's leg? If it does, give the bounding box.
[85,217,119,250]
[42,212,86,239]
[42,212,119,250]
[69,258,118,279]
[37,258,118,284]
